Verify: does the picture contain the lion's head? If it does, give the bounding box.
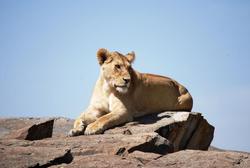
[97,48,135,94]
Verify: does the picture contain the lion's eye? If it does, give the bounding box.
[115,65,121,69]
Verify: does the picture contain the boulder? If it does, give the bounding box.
[105,112,214,152]
[5,119,54,140]
[1,111,249,168]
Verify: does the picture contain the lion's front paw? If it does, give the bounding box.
[84,122,104,135]
[68,128,84,137]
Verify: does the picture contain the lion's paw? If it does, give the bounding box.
[68,128,84,137]
[84,123,104,135]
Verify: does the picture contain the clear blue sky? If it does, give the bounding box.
[1,1,250,152]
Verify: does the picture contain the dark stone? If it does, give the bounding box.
[7,119,54,140]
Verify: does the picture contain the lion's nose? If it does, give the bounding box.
[123,78,130,84]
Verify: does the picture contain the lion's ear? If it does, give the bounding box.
[97,48,112,65]
[127,51,135,63]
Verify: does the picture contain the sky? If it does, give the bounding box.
[0,1,250,152]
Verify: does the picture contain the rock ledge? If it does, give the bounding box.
[0,112,249,168]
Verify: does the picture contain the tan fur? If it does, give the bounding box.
[69,49,193,136]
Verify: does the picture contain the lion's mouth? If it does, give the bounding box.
[114,84,129,93]
[114,84,128,88]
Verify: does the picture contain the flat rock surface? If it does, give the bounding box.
[145,150,250,168]
[0,142,72,168]
[0,112,249,168]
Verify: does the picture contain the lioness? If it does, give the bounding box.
[69,48,193,136]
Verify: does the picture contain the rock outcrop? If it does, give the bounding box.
[105,112,214,152]
[5,119,54,140]
[0,112,249,168]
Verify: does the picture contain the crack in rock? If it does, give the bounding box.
[29,149,73,168]
[115,147,126,156]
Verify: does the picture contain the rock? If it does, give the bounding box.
[0,118,46,138]
[186,118,214,150]
[128,151,162,164]
[0,140,72,168]
[0,117,74,139]
[42,132,169,156]
[209,146,225,151]
[52,117,74,138]
[0,112,249,168]
[54,154,143,168]
[105,112,214,152]
[5,119,54,140]
[0,132,169,168]
[145,150,250,168]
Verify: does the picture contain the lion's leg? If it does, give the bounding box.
[177,92,193,111]
[68,108,106,136]
[84,94,133,135]
[84,111,133,135]
[68,117,85,136]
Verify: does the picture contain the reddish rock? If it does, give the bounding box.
[57,154,143,168]
[6,119,54,140]
[105,112,214,152]
[0,140,72,168]
[0,133,167,168]
[145,150,250,168]
[0,112,249,168]
[0,117,74,139]
[128,151,162,164]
